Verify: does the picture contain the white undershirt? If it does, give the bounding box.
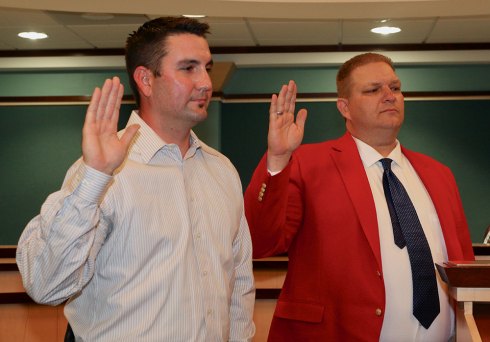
[353,137,454,342]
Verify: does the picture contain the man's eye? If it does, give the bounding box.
[182,65,195,72]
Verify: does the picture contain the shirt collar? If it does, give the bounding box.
[352,135,402,168]
[124,111,201,164]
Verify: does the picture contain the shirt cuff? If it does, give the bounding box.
[73,163,113,204]
[268,169,283,176]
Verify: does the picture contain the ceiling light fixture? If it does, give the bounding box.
[371,26,401,35]
[18,32,48,40]
[182,14,206,18]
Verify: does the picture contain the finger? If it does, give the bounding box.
[269,94,278,118]
[85,87,101,126]
[108,81,124,129]
[285,81,297,114]
[102,77,121,122]
[97,78,114,121]
[288,93,297,116]
[275,84,288,114]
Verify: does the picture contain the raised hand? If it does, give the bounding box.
[82,77,140,175]
[267,80,307,172]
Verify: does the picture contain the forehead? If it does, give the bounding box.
[351,62,400,84]
[163,33,211,62]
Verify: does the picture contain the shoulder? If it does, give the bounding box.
[402,147,450,171]
[199,140,240,174]
[294,134,351,159]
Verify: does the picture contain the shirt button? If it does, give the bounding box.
[375,308,383,316]
[196,232,201,239]
[377,270,382,277]
[207,309,213,315]
[202,270,208,276]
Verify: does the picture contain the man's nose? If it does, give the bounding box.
[196,69,212,92]
[382,86,396,102]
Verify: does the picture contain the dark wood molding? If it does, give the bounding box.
[0,246,16,258]
[256,288,281,300]
[1,43,490,58]
[0,95,134,104]
[1,91,490,105]
[253,260,288,270]
[474,244,490,256]
[1,244,488,259]
[211,43,490,54]
[1,245,488,303]
[0,263,18,271]
[0,292,33,304]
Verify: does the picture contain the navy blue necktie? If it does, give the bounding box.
[380,158,440,329]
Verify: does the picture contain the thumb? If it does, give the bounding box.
[120,124,140,149]
[295,108,308,131]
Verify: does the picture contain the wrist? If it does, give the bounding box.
[267,151,291,173]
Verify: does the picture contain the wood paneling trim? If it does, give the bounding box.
[0,292,32,304]
[1,245,487,303]
[0,43,489,58]
[256,289,281,300]
[1,91,490,105]
[0,246,16,258]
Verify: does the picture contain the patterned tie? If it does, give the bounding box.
[380,158,440,329]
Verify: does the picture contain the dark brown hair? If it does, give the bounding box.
[125,17,210,106]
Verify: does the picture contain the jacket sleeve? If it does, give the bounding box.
[244,153,304,258]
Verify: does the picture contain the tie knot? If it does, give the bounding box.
[380,158,393,171]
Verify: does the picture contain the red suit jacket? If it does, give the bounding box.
[244,133,474,341]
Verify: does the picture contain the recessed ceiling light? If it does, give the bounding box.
[182,14,206,18]
[18,32,48,40]
[371,26,401,35]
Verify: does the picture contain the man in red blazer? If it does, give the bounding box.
[244,53,474,341]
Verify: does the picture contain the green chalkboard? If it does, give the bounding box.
[0,104,134,244]
[1,99,488,244]
[0,102,222,245]
[221,100,490,242]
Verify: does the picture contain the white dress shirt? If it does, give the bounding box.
[17,111,255,341]
[353,137,454,342]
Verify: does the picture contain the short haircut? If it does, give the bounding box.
[125,17,210,106]
[336,53,395,98]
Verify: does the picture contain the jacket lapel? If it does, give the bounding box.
[331,133,383,268]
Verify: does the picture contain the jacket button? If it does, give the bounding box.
[375,308,382,316]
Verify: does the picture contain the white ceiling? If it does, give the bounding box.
[1,0,490,52]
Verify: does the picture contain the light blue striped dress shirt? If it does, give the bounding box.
[16,111,256,341]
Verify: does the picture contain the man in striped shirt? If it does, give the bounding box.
[17,17,255,341]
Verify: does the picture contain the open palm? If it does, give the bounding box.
[267,80,307,172]
[82,77,140,175]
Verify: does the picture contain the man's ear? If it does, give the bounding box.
[133,66,152,98]
[336,98,351,120]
